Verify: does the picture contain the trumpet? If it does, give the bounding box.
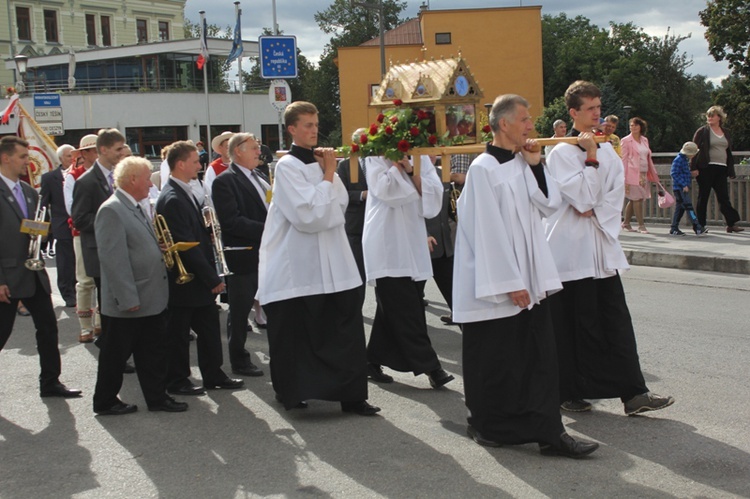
[24,204,47,271]
[153,213,194,285]
[449,186,460,221]
[202,197,232,278]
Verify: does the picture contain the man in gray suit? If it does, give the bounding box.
[0,136,81,398]
[92,156,187,415]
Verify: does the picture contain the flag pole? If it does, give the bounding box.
[234,2,246,131]
[200,10,212,153]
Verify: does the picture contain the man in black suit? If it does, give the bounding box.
[40,144,76,307]
[211,133,267,377]
[337,128,368,307]
[0,136,81,398]
[156,141,243,395]
[71,128,127,325]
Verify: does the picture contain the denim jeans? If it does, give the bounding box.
[671,189,701,231]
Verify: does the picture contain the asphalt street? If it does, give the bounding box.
[1,263,749,498]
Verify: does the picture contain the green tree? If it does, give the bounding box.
[312,0,408,146]
[713,76,750,150]
[534,96,568,137]
[700,0,750,151]
[700,0,750,78]
[540,14,714,151]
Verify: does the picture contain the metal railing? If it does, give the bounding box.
[18,77,269,94]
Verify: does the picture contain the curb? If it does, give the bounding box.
[624,249,750,275]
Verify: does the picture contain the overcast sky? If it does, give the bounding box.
[184,0,730,84]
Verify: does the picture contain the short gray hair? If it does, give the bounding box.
[351,127,367,143]
[552,119,566,130]
[114,156,151,189]
[489,94,529,133]
[228,132,257,162]
[56,144,75,162]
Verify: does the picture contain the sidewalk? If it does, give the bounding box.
[619,223,750,275]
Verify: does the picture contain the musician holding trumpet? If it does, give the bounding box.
[156,141,243,396]
[210,132,268,378]
[0,136,81,399]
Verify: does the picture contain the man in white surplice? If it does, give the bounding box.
[257,101,379,416]
[362,154,455,389]
[454,94,599,458]
[545,80,674,417]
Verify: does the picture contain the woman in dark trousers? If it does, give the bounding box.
[690,105,743,233]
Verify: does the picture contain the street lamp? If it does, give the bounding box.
[14,54,28,93]
[350,0,386,78]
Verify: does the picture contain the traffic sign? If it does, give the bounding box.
[268,80,292,111]
[33,93,61,107]
[33,93,64,136]
[259,36,298,79]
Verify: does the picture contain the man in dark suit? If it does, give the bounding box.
[211,133,267,377]
[93,156,187,415]
[0,136,81,399]
[71,128,127,325]
[337,128,368,307]
[156,141,243,395]
[425,166,456,325]
[40,144,76,307]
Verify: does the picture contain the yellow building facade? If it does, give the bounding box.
[338,6,543,143]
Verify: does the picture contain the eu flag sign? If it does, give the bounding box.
[259,36,298,79]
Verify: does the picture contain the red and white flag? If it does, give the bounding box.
[196,14,209,70]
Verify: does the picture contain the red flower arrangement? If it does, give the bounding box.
[338,100,452,161]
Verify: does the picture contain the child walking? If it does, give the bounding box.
[670,142,706,236]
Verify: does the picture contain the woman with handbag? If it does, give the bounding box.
[690,105,743,233]
[621,117,659,234]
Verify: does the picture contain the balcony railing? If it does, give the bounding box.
[18,77,269,94]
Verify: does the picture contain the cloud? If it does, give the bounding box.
[184,0,730,81]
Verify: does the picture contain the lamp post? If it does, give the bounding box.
[622,105,632,131]
[14,54,28,93]
[351,0,386,78]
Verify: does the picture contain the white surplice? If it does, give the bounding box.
[452,153,563,323]
[257,153,362,305]
[362,155,443,284]
[544,141,630,281]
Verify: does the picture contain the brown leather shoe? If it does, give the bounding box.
[726,225,745,233]
[79,331,94,343]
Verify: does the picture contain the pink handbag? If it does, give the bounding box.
[657,182,675,209]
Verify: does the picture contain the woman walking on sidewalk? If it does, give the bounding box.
[690,106,743,233]
[621,117,659,234]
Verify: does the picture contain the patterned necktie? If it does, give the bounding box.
[107,171,114,193]
[13,184,28,218]
[251,170,268,193]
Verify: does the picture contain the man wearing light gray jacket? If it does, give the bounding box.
[92,156,187,416]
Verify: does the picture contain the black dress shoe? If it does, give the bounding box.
[367,363,393,383]
[428,368,455,389]
[467,425,503,448]
[342,400,381,416]
[275,393,308,409]
[231,364,264,377]
[206,378,244,390]
[167,383,206,396]
[148,397,189,412]
[95,402,138,416]
[254,320,267,330]
[40,382,82,398]
[123,361,136,374]
[65,301,77,308]
[539,432,599,459]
